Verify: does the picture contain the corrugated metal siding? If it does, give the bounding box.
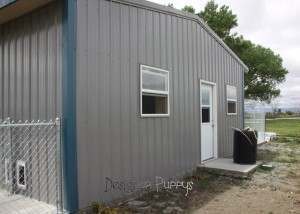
[76,0,245,207]
[0,1,62,121]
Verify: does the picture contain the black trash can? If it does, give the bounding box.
[233,128,257,164]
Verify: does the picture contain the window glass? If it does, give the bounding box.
[202,107,210,123]
[201,86,210,106]
[227,85,237,114]
[228,101,236,114]
[141,65,169,116]
[227,85,237,101]
[142,94,168,114]
[142,69,168,92]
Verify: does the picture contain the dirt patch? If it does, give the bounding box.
[113,174,244,213]
[87,140,300,214]
[193,141,300,214]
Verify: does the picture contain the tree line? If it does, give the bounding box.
[180,1,288,102]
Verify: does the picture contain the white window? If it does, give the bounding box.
[5,159,10,184]
[16,161,26,189]
[226,85,237,115]
[140,65,169,117]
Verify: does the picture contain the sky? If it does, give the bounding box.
[149,0,300,109]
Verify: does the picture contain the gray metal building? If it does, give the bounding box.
[0,0,248,212]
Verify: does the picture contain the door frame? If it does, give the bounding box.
[200,80,218,162]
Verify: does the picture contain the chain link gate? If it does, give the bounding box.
[0,118,64,214]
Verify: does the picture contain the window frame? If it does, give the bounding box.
[226,85,237,115]
[5,158,10,184]
[16,160,26,190]
[140,65,170,117]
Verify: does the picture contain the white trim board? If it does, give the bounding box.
[200,80,218,162]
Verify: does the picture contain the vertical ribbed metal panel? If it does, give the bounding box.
[0,1,62,209]
[0,1,62,121]
[76,0,246,207]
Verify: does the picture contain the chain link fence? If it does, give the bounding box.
[0,118,63,214]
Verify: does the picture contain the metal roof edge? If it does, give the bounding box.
[0,0,55,25]
[111,0,249,72]
[0,0,17,9]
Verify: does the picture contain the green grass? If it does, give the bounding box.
[266,118,300,138]
[261,118,300,165]
[256,165,274,173]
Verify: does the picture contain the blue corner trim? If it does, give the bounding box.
[62,0,78,212]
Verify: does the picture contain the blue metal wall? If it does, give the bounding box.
[62,0,78,212]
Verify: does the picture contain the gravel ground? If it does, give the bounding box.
[193,141,300,214]
[89,140,300,214]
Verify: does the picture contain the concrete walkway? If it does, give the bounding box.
[198,158,259,178]
[0,189,57,214]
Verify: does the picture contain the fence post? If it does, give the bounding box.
[7,117,13,195]
[56,118,63,213]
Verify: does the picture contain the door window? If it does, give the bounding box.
[202,107,210,123]
[201,84,211,123]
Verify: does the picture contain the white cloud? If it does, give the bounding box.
[149,0,300,108]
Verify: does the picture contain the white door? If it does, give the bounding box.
[201,83,215,161]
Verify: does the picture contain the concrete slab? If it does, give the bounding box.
[0,189,57,214]
[265,132,277,142]
[198,158,260,178]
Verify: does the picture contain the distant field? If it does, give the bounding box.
[266,118,300,138]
